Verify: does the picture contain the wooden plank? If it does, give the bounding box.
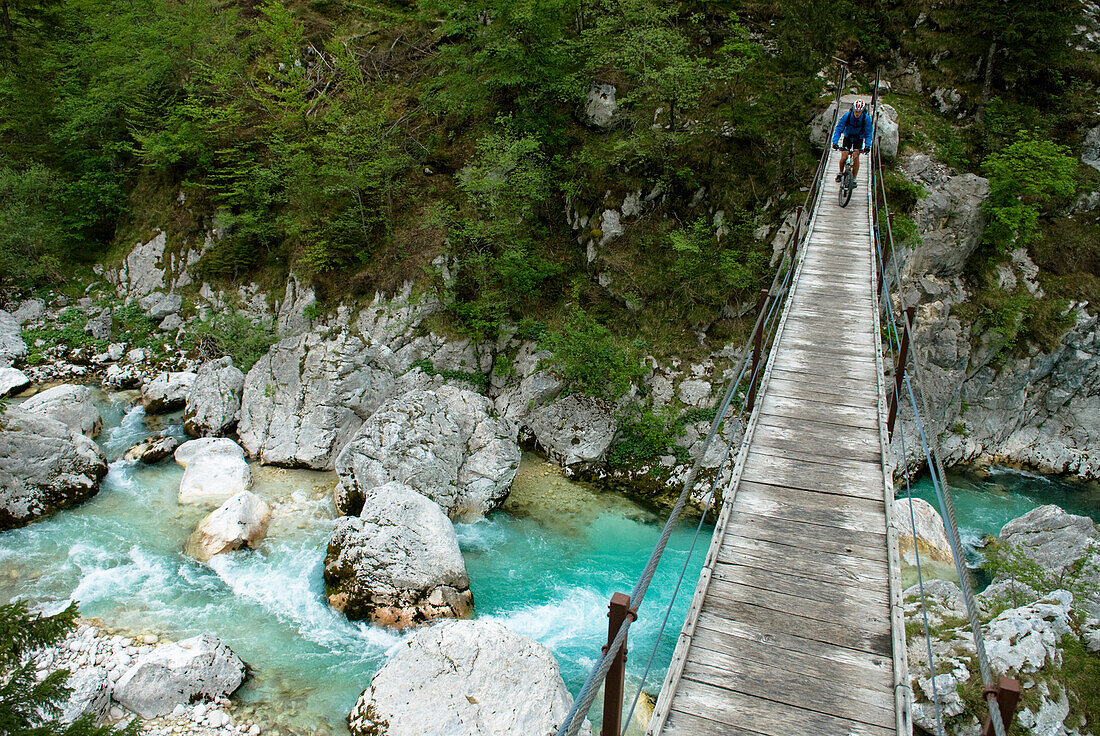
[770,357,878,380]
[709,559,888,611]
[768,367,880,395]
[695,598,892,657]
[690,616,893,688]
[662,708,767,736]
[732,480,886,531]
[754,414,881,444]
[742,441,882,475]
[680,656,895,728]
[722,510,888,562]
[668,678,894,736]
[716,535,888,588]
[763,381,879,410]
[759,393,881,430]
[747,429,881,464]
[740,455,884,500]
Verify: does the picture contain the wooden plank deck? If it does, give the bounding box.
[647,139,907,736]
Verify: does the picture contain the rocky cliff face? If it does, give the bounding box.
[887,154,1099,479]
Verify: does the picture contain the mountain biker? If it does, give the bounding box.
[831,99,873,187]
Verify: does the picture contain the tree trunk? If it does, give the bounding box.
[1,0,13,46]
[976,39,997,124]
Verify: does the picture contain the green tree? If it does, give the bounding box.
[981,133,1077,255]
[542,305,646,400]
[0,599,138,735]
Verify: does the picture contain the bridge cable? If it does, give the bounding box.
[874,141,1008,736]
[556,63,849,736]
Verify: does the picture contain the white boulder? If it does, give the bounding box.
[334,386,520,520]
[59,666,113,723]
[185,491,271,563]
[583,83,617,129]
[0,309,27,363]
[325,482,472,627]
[21,384,102,438]
[0,366,30,397]
[347,619,588,736]
[184,357,245,437]
[175,438,252,504]
[112,634,246,718]
[525,393,617,468]
[893,497,954,563]
[143,372,197,414]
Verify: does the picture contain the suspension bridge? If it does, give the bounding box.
[555,70,1018,736]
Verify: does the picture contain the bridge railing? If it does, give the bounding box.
[553,62,852,736]
[869,82,1019,736]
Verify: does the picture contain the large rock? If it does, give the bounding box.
[893,497,953,563]
[1083,124,1100,172]
[238,331,403,469]
[583,83,617,129]
[21,384,102,438]
[185,491,271,563]
[525,393,617,469]
[184,358,245,437]
[984,590,1074,675]
[143,372,197,414]
[347,619,588,736]
[59,666,113,723]
[334,386,520,520]
[0,309,27,363]
[123,435,181,464]
[108,230,202,298]
[275,274,317,337]
[0,366,30,397]
[139,291,182,321]
[325,482,472,627]
[112,634,246,718]
[175,438,252,505]
[0,406,108,530]
[901,154,990,279]
[996,505,1100,615]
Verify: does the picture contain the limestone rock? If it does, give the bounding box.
[139,291,183,321]
[184,357,245,437]
[185,491,271,563]
[677,379,713,408]
[276,274,317,337]
[143,372,197,414]
[0,406,108,530]
[347,619,588,736]
[583,83,617,129]
[124,435,181,464]
[84,309,112,341]
[13,298,46,325]
[0,309,27,363]
[60,666,113,723]
[0,366,30,397]
[893,497,953,563]
[21,384,102,438]
[112,231,168,297]
[1083,124,1100,172]
[525,393,616,468]
[334,386,520,520]
[902,155,990,279]
[238,331,402,469]
[325,482,472,627]
[112,634,246,718]
[876,103,899,159]
[175,438,252,505]
[984,590,1073,674]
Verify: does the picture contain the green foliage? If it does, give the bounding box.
[0,599,139,735]
[542,305,646,400]
[980,134,1077,257]
[983,539,1100,617]
[410,358,490,388]
[1059,635,1100,731]
[608,404,718,467]
[0,166,68,289]
[179,311,276,372]
[22,308,107,364]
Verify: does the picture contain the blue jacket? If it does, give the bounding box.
[831,108,874,147]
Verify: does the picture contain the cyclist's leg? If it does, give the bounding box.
[837,149,849,181]
[852,149,861,178]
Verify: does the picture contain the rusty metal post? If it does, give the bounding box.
[746,289,771,413]
[601,592,631,736]
[981,676,1021,736]
[791,205,803,260]
[887,305,916,439]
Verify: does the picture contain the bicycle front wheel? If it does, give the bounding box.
[838,171,853,208]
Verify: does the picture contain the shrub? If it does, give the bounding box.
[180,311,276,371]
[542,306,646,400]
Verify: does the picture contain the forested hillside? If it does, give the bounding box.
[0,0,1097,363]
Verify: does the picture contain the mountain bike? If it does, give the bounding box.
[836,147,855,208]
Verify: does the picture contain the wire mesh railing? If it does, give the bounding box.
[552,63,851,736]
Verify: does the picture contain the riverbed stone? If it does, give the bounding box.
[21,384,102,438]
[238,331,402,469]
[334,386,520,520]
[143,371,197,414]
[123,435,180,464]
[0,309,27,363]
[893,497,953,563]
[346,619,588,736]
[112,634,246,718]
[325,481,472,627]
[185,491,271,563]
[175,438,252,504]
[0,406,108,530]
[0,366,30,397]
[525,393,617,468]
[185,357,245,437]
[60,666,113,723]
